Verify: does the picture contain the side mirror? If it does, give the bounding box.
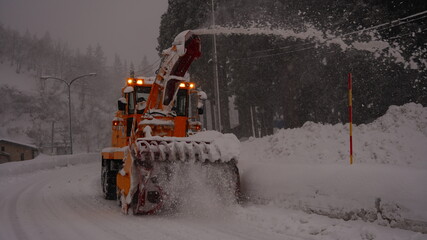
[197,90,206,115]
[118,97,127,111]
[136,101,146,114]
[198,107,204,115]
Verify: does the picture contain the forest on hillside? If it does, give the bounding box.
[158,0,427,137]
[0,24,153,151]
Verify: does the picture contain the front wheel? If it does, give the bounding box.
[101,163,117,200]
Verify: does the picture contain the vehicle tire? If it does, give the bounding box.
[232,163,242,203]
[116,187,122,207]
[102,168,118,200]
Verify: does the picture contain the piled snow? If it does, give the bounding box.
[190,130,240,162]
[245,102,426,167]
[0,153,99,178]
[239,103,427,231]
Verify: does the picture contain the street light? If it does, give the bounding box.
[40,73,97,154]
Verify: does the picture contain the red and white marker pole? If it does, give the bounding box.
[348,73,353,165]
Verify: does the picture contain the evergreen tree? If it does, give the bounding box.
[157,0,426,138]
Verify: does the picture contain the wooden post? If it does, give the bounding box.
[348,73,353,165]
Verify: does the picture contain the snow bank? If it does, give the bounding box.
[239,103,427,232]
[190,130,240,162]
[243,102,426,167]
[0,153,99,177]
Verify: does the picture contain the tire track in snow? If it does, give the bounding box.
[3,181,33,240]
[0,161,300,240]
[3,159,416,240]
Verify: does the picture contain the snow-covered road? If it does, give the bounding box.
[0,161,305,240]
[1,159,423,240]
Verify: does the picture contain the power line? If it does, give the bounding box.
[341,10,427,37]
[231,10,427,61]
[135,57,162,75]
[250,41,316,55]
[250,12,427,56]
[388,27,427,40]
[233,46,316,61]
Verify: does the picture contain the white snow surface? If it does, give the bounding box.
[123,86,134,93]
[240,103,427,227]
[0,103,426,239]
[172,30,191,56]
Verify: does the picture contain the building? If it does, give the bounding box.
[0,151,10,164]
[0,139,39,164]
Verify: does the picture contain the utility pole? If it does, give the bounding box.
[211,0,222,132]
[250,106,256,137]
[51,121,54,155]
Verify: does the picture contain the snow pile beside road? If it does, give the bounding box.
[246,102,426,167]
[190,130,241,162]
[0,153,99,177]
[239,103,427,232]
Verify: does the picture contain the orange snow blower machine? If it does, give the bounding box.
[101,31,240,214]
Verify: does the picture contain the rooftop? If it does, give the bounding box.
[0,139,38,149]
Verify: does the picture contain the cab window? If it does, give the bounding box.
[127,92,135,114]
[174,89,188,116]
[136,86,151,103]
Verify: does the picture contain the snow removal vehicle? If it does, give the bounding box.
[101,30,240,214]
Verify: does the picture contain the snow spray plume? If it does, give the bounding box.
[162,162,237,217]
[192,24,419,69]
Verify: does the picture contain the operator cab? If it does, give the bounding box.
[136,86,151,113]
[120,77,197,118]
[116,75,204,137]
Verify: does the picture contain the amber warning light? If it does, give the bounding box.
[179,82,196,88]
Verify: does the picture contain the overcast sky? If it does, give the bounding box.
[0,0,168,65]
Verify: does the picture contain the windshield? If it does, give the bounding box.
[136,86,151,103]
[174,89,188,116]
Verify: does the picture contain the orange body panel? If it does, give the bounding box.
[145,80,163,112]
[102,151,124,160]
[117,174,130,196]
[173,116,188,137]
[111,119,128,148]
